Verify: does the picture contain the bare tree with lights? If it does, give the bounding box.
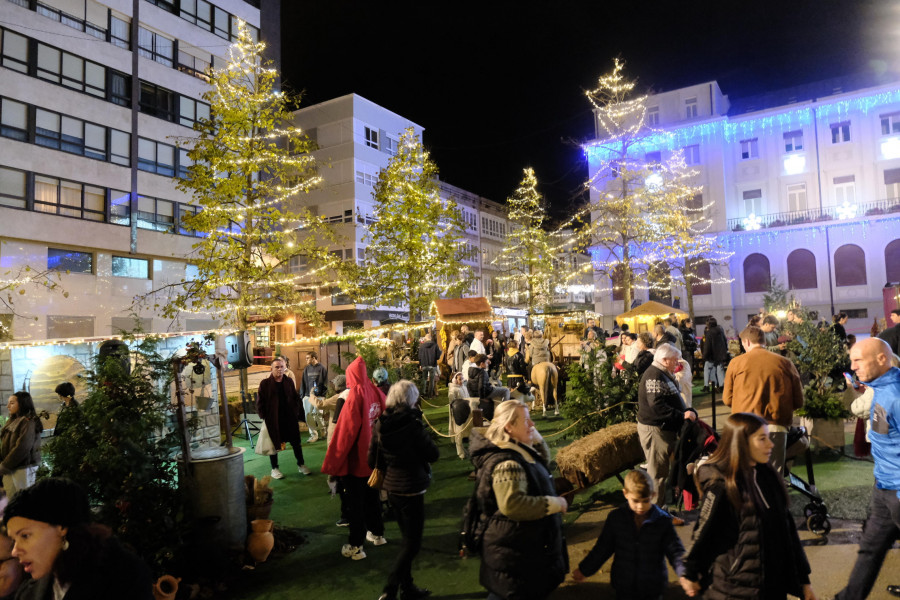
[143,21,335,332]
[492,168,555,318]
[573,58,675,311]
[346,128,471,322]
[0,264,65,340]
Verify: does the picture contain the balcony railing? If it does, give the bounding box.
[727,198,900,231]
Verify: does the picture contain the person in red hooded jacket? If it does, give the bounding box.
[322,356,387,561]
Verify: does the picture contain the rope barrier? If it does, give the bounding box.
[541,401,634,439]
[420,407,473,439]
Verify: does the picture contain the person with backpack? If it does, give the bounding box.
[466,400,568,600]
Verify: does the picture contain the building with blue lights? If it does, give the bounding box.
[586,76,900,336]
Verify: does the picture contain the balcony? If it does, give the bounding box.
[727,198,900,232]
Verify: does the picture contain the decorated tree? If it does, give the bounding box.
[148,21,335,331]
[346,128,471,321]
[574,58,674,310]
[648,151,733,319]
[492,168,555,317]
[564,345,637,436]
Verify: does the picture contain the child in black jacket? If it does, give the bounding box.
[572,470,685,600]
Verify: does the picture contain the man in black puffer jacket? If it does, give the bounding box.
[467,355,510,421]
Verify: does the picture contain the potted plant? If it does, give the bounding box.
[795,385,851,451]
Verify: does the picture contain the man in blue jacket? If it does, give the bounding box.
[836,337,900,600]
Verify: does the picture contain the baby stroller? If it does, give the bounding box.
[666,417,719,511]
[785,426,831,537]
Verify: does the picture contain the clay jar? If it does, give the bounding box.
[152,575,181,600]
[247,519,275,562]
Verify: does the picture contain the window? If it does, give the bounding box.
[786,249,817,289]
[383,136,398,156]
[683,144,700,165]
[843,308,868,319]
[178,203,200,236]
[110,190,130,224]
[111,316,152,334]
[884,168,900,200]
[881,112,900,136]
[34,176,105,220]
[833,175,856,204]
[787,183,807,213]
[213,6,230,39]
[110,15,130,49]
[136,195,175,232]
[831,122,851,144]
[33,41,104,96]
[33,109,106,159]
[138,138,176,176]
[1,30,28,73]
[783,130,803,152]
[112,256,149,278]
[47,316,94,338]
[144,0,176,13]
[177,48,211,81]
[689,259,711,296]
[887,239,900,283]
[0,98,28,141]
[685,97,698,119]
[743,253,771,293]
[139,81,175,121]
[364,126,378,149]
[180,0,212,28]
[743,189,763,215]
[178,148,191,178]
[0,166,26,209]
[109,70,131,106]
[110,130,131,166]
[137,27,174,67]
[179,96,210,127]
[48,248,93,273]
[647,106,659,126]
[355,170,376,186]
[37,44,61,83]
[834,244,866,286]
[740,138,759,160]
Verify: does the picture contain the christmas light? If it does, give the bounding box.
[743,213,763,231]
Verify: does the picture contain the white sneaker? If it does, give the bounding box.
[366,531,387,546]
[270,468,284,480]
[307,432,319,443]
[299,465,312,475]
[341,544,366,560]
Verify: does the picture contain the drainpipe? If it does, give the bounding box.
[129,0,140,254]
[812,104,836,314]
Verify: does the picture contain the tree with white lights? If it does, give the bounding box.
[573,58,673,311]
[0,264,65,340]
[347,128,471,321]
[492,168,555,317]
[151,21,335,331]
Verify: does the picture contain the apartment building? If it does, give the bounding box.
[586,76,900,334]
[0,0,263,342]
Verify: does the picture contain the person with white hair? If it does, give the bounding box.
[468,400,569,600]
[369,381,439,600]
[637,343,697,505]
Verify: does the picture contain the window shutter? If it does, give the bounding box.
[378,129,387,153]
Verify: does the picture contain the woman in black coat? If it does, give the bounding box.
[701,318,729,391]
[369,381,439,600]
[680,413,816,600]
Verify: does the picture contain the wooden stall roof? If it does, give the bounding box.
[431,297,493,321]
[616,301,687,322]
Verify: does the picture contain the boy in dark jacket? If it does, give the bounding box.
[572,470,685,599]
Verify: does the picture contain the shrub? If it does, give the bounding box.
[562,345,637,437]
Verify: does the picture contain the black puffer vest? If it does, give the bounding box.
[469,433,567,600]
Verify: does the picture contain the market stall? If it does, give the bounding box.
[615,301,687,335]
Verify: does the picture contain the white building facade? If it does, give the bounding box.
[587,78,900,335]
[0,0,262,343]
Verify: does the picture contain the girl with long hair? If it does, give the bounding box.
[680,413,817,600]
[0,392,43,496]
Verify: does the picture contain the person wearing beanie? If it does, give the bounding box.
[372,367,391,397]
[4,477,152,599]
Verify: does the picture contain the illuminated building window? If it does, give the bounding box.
[783,130,803,152]
[830,121,851,144]
[787,183,807,212]
[740,138,758,160]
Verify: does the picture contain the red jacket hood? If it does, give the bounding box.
[346,356,369,389]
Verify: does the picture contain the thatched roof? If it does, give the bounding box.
[616,300,687,322]
[431,297,493,321]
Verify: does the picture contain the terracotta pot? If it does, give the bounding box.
[153,575,181,600]
[247,519,275,562]
[247,500,273,521]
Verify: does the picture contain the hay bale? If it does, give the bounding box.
[556,422,643,489]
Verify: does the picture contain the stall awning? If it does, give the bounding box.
[616,301,687,323]
[430,297,493,321]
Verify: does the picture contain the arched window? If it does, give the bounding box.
[689,259,712,296]
[886,239,900,284]
[834,244,867,287]
[743,253,770,293]
[787,249,817,290]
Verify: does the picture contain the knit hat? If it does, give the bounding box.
[331,374,346,391]
[3,478,91,527]
[372,367,389,385]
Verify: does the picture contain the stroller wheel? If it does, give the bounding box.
[803,502,819,518]
[806,513,831,536]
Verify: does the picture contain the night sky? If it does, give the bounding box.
[281,0,892,222]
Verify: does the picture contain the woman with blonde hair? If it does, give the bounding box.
[469,400,568,599]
